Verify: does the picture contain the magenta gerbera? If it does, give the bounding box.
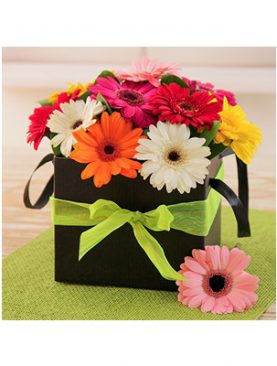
[89,77,158,128]
[183,77,237,106]
[150,83,222,130]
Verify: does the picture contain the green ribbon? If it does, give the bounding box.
[50,165,224,281]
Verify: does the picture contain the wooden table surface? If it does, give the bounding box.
[2,147,275,320]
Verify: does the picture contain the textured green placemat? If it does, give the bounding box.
[2,208,276,320]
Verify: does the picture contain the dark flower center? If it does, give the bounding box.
[168,151,180,161]
[117,89,145,106]
[173,98,201,116]
[98,142,119,162]
[209,275,225,292]
[104,145,115,155]
[203,271,233,298]
[176,99,194,111]
[72,120,83,129]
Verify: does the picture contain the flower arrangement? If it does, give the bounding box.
[27,57,261,194]
[26,58,262,314]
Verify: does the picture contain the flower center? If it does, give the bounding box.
[98,142,119,161]
[174,98,200,115]
[164,147,186,167]
[209,275,225,292]
[177,100,194,111]
[104,145,115,155]
[168,151,181,162]
[202,271,233,298]
[117,89,145,106]
[72,120,83,130]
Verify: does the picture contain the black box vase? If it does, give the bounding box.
[53,156,222,291]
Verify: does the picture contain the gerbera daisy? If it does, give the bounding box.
[47,98,104,157]
[149,83,221,130]
[27,105,55,150]
[214,97,261,164]
[135,122,211,194]
[89,77,158,128]
[214,89,236,106]
[70,111,143,188]
[48,82,92,105]
[116,57,179,87]
[182,77,237,106]
[182,77,214,92]
[177,246,259,314]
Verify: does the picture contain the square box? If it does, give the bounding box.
[54,156,222,291]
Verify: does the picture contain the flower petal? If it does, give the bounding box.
[201,296,215,312]
[212,297,233,314]
[185,257,207,275]
[226,248,251,274]
[205,246,221,270]
[187,293,207,308]
[93,163,112,187]
[233,272,259,292]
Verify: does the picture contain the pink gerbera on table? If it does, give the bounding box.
[150,83,221,130]
[177,246,259,314]
[89,77,158,128]
[116,57,179,87]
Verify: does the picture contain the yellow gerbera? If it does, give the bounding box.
[214,97,261,164]
[48,82,92,104]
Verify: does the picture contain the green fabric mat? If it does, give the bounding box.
[2,208,276,320]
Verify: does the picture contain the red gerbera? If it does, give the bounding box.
[27,106,55,150]
[149,83,222,130]
[53,90,80,108]
[27,90,78,150]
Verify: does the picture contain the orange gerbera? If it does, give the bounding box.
[70,111,143,187]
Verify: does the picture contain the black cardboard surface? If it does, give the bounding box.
[54,157,222,291]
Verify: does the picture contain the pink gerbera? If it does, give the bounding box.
[183,77,215,92]
[214,89,237,106]
[150,83,221,130]
[183,77,237,106]
[177,246,259,314]
[89,77,158,128]
[116,57,179,87]
[27,105,55,150]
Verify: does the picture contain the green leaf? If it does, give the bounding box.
[97,70,119,82]
[48,132,62,156]
[199,121,220,146]
[161,74,189,88]
[38,98,53,106]
[77,91,92,102]
[188,125,199,138]
[209,142,227,160]
[96,93,112,114]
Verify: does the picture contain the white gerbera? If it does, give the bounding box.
[47,97,104,157]
[135,121,211,194]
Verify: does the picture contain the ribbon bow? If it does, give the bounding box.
[51,198,184,281]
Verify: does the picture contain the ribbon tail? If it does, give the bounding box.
[79,211,131,260]
[209,178,250,237]
[131,222,184,281]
